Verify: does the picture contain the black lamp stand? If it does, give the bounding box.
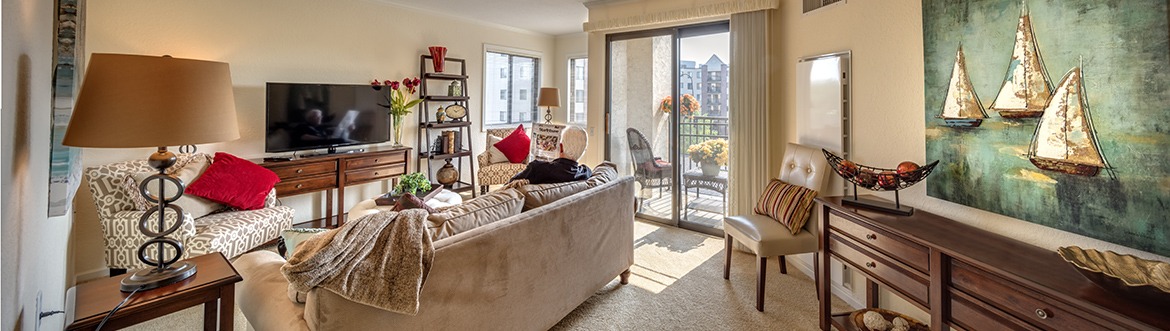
[120,147,197,291]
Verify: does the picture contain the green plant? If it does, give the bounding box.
[395,172,432,195]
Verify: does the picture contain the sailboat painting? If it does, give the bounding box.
[938,46,988,127]
[924,0,1170,256]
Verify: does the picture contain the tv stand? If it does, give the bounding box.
[257,147,411,228]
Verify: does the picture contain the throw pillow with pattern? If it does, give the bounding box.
[754,179,819,235]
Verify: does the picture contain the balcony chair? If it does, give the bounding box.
[722,142,829,311]
[626,128,672,208]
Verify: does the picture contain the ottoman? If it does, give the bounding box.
[347,189,463,223]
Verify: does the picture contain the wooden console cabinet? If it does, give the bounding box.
[259,147,410,227]
[816,196,1169,331]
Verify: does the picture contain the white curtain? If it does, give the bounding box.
[727,10,772,216]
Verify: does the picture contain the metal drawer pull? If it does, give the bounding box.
[374,159,379,162]
[295,184,303,189]
[1035,308,1049,319]
[296,169,304,174]
[374,172,379,176]
[866,233,877,240]
[866,262,876,268]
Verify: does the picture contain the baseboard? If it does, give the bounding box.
[789,255,864,310]
[74,267,110,284]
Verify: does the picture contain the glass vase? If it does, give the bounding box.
[391,114,405,147]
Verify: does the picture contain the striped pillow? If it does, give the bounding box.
[754,179,819,235]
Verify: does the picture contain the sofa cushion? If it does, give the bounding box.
[123,155,226,219]
[493,125,530,163]
[586,162,619,188]
[517,180,589,211]
[427,188,523,240]
[753,179,819,235]
[186,152,281,210]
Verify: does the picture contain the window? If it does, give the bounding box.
[484,47,541,126]
[568,57,588,124]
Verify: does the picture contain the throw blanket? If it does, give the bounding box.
[282,209,434,315]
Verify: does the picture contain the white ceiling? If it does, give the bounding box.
[376,0,591,36]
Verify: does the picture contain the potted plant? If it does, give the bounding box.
[658,94,700,118]
[687,138,729,176]
[371,77,423,147]
[395,172,433,195]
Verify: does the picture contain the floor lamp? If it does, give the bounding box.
[63,53,240,291]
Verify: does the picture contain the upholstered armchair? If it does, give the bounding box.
[85,153,294,272]
[476,127,531,194]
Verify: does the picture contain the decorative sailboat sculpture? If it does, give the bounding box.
[1028,65,1109,177]
[939,45,988,127]
[990,3,1053,118]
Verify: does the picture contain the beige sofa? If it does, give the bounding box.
[234,176,636,330]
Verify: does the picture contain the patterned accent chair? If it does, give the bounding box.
[85,153,294,272]
[476,127,531,194]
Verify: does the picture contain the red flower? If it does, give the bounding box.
[389,81,400,90]
[412,78,420,86]
[383,80,392,86]
[371,79,382,86]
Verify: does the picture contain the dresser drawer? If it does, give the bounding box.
[267,161,337,179]
[950,290,1042,331]
[345,164,406,185]
[345,151,407,170]
[829,233,929,306]
[950,260,1108,331]
[830,214,929,273]
[274,174,336,196]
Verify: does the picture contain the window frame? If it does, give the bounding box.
[567,56,588,125]
[482,44,543,129]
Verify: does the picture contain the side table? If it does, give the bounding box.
[67,252,242,330]
[682,169,729,218]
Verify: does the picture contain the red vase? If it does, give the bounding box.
[428,46,447,72]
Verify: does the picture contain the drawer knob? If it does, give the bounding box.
[1035,308,1050,320]
[374,159,379,162]
[866,233,877,240]
[296,168,304,174]
[866,261,876,268]
[374,172,379,176]
[295,184,304,189]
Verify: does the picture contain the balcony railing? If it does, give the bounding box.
[679,115,729,174]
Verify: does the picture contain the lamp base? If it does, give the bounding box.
[120,261,197,292]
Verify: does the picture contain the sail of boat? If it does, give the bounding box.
[939,45,988,127]
[1028,66,1108,177]
[990,3,1053,118]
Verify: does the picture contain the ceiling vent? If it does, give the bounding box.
[803,0,844,14]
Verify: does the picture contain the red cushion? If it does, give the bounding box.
[186,152,280,210]
[391,193,436,213]
[493,125,530,163]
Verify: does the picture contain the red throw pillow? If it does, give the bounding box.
[493,125,530,163]
[186,152,281,210]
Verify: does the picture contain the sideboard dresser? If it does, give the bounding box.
[816,196,1169,331]
[259,147,411,228]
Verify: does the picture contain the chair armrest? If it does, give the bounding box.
[234,251,311,331]
[264,188,280,208]
[477,151,492,168]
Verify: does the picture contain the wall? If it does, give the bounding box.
[2,0,75,329]
[72,0,555,280]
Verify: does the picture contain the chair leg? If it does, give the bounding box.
[724,235,733,280]
[757,256,767,312]
[779,255,788,274]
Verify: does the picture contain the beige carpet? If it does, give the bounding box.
[125,220,848,330]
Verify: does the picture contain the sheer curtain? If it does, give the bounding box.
[727,10,772,215]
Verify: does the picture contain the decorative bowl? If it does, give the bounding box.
[848,308,928,331]
[1057,246,1170,303]
[823,149,939,192]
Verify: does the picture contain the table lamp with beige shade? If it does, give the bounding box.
[538,87,559,124]
[63,53,240,292]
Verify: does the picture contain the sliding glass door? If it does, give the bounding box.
[606,22,730,235]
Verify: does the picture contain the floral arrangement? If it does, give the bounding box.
[658,94,700,118]
[394,172,432,195]
[687,138,729,166]
[372,77,423,117]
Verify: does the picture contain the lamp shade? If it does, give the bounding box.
[63,53,240,148]
[537,87,560,108]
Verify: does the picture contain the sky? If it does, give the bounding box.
[679,32,730,65]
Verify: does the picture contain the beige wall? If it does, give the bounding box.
[2,0,75,329]
[554,32,588,126]
[73,0,556,280]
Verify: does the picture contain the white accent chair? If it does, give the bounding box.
[476,127,531,194]
[722,143,829,311]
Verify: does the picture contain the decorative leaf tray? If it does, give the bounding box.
[1057,246,1170,303]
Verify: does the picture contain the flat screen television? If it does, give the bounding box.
[265,83,390,153]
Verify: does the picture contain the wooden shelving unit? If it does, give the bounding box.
[417,54,477,196]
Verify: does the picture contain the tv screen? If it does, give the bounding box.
[265,83,391,153]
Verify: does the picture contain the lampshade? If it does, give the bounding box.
[63,53,240,148]
[537,87,560,108]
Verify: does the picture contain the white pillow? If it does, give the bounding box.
[123,155,227,219]
[487,135,511,164]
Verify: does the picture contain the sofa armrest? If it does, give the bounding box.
[102,210,197,269]
[234,251,310,331]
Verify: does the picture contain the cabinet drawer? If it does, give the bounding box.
[950,290,1042,331]
[274,174,336,196]
[828,233,929,306]
[950,260,1107,331]
[345,151,407,170]
[830,214,929,273]
[267,161,337,179]
[345,164,406,185]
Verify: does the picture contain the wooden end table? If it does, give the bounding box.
[67,252,242,331]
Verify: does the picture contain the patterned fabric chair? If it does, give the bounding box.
[476,127,531,194]
[85,153,294,271]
